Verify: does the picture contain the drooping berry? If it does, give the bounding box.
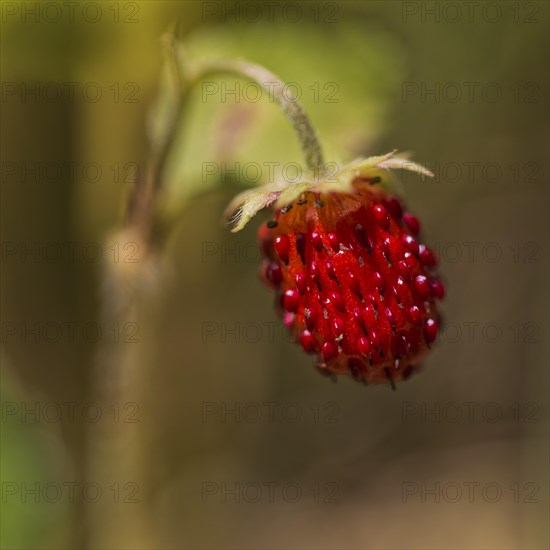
[383,196,403,219]
[409,305,422,326]
[430,279,446,300]
[424,318,439,343]
[257,177,444,386]
[419,244,438,267]
[321,341,337,362]
[283,289,300,312]
[403,213,421,235]
[372,204,390,229]
[414,275,431,299]
[274,235,290,264]
[299,330,317,353]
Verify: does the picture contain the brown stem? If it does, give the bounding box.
[86,32,326,549]
[85,30,185,550]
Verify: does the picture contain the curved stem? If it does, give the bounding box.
[128,39,326,232]
[93,39,326,549]
[184,57,325,173]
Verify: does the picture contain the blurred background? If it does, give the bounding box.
[1,1,549,548]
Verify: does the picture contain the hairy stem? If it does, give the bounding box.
[184,57,325,173]
[86,31,184,550]
[87,33,325,549]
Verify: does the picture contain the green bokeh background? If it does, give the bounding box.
[1,1,549,549]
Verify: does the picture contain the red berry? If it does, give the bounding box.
[258,224,274,255]
[325,260,336,280]
[370,330,381,353]
[391,333,409,359]
[283,289,300,312]
[309,260,319,282]
[373,271,385,293]
[430,279,446,299]
[384,307,396,330]
[372,204,390,229]
[257,180,444,386]
[311,231,323,251]
[300,330,317,353]
[321,341,337,363]
[283,312,295,328]
[419,245,438,267]
[409,305,422,325]
[363,304,377,326]
[347,271,361,295]
[396,260,412,282]
[332,317,345,335]
[328,291,345,312]
[402,234,419,255]
[350,306,363,326]
[295,273,306,294]
[424,318,439,343]
[327,232,339,251]
[304,307,316,331]
[295,233,306,263]
[414,275,430,299]
[357,336,371,356]
[403,213,421,235]
[354,223,369,248]
[274,235,290,263]
[392,276,408,304]
[263,261,282,287]
[383,197,403,219]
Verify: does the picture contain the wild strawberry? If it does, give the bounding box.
[226,151,444,387]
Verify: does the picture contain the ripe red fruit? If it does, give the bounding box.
[258,177,444,387]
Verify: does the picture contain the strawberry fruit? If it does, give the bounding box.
[257,176,444,387]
